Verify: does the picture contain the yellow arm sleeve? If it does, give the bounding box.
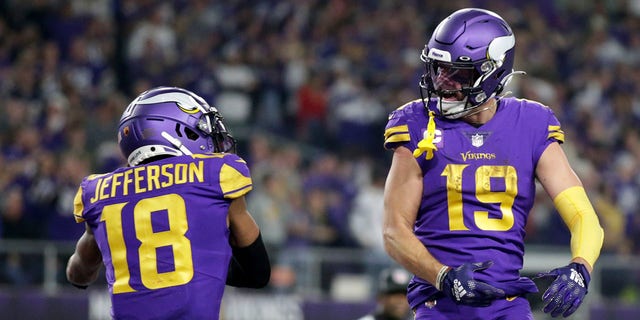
[553,186,604,268]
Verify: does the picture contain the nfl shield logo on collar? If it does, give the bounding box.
[471,133,484,147]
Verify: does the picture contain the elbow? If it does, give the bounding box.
[66,268,77,285]
[382,224,403,255]
[66,262,87,287]
[382,216,417,259]
[66,255,80,284]
[66,253,100,287]
[382,226,394,246]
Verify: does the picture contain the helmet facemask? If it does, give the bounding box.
[420,49,502,119]
[198,110,237,154]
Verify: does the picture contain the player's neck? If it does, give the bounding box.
[462,99,497,126]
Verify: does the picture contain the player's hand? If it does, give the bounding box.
[439,261,505,306]
[537,262,590,318]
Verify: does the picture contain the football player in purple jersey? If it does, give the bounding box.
[66,87,270,319]
[382,8,603,319]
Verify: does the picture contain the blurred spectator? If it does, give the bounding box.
[357,266,412,320]
[2,186,36,239]
[302,154,358,246]
[214,45,257,131]
[1,187,43,285]
[45,152,89,241]
[593,181,629,255]
[349,163,386,250]
[349,161,396,280]
[290,186,346,248]
[295,73,329,146]
[248,173,293,255]
[326,67,386,155]
[126,2,176,63]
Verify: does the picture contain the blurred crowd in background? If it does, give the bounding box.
[0,0,639,302]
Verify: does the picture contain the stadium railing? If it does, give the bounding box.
[0,240,638,319]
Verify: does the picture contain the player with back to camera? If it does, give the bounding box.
[382,8,604,319]
[66,86,271,319]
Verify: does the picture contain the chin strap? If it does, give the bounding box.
[413,111,438,160]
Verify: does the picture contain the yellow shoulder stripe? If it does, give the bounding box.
[220,164,252,199]
[384,125,409,140]
[547,125,565,142]
[73,187,85,223]
[385,134,411,143]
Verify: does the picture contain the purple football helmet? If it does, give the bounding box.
[118,86,236,166]
[420,8,520,119]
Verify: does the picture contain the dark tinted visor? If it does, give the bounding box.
[429,61,478,91]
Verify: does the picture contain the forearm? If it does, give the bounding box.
[66,228,102,287]
[226,232,271,288]
[383,225,444,286]
[383,146,444,285]
[554,186,604,269]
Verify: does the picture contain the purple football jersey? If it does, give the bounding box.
[73,153,253,319]
[384,97,564,309]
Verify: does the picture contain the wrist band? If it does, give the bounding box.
[435,265,451,291]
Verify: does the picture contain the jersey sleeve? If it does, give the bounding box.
[73,186,85,223]
[383,100,422,151]
[218,154,253,199]
[73,173,105,223]
[530,101,565,161]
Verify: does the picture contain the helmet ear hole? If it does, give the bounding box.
[184,127,199,140]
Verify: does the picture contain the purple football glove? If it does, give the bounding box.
[537,263,590,318]
[439,261,505,307]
